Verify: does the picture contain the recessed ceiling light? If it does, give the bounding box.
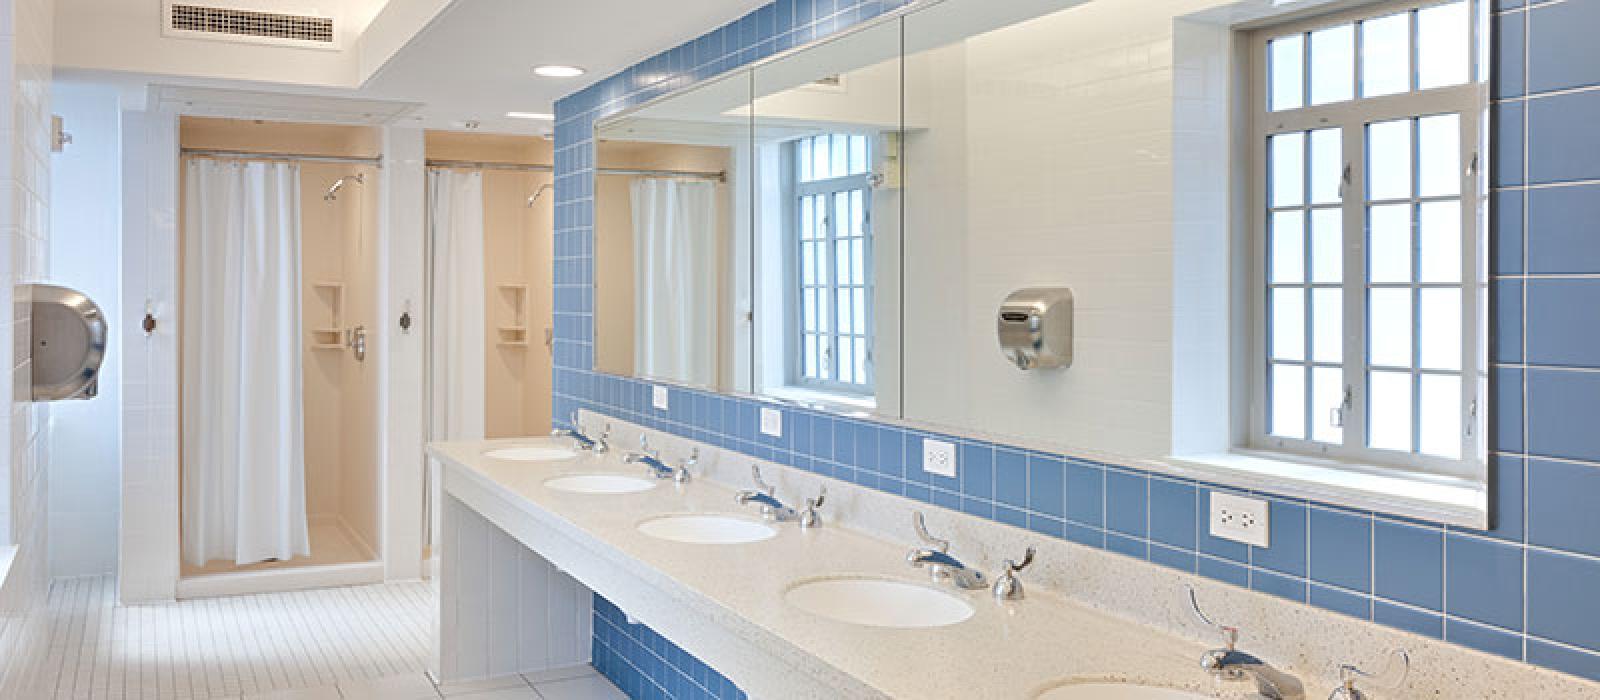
[533,65,586,78]
[505,112,554,120]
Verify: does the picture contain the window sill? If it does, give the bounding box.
[761,385,876,415]
[1158,451,1487,528]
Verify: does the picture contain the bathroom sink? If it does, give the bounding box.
[543,473,656,494]
[636,514,777,544]
[483,446,579,462]
[1035,682,1211,699]
[784,577,974,629]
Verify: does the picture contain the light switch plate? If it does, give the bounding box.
[651,386,669,411]
[1209,492,1270,548]
[759,407,782,437]
[922,439,957,478]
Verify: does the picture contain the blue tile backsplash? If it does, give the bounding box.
[551,0,1600,690]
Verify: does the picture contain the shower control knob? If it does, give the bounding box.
[399,311,412,332]
[142,312,157,335]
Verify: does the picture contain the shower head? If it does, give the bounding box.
[324,172,366,201]
[526,183,553,207]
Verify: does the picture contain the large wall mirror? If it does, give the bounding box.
[595,0,1492,527]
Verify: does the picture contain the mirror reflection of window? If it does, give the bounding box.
[790,133,874,395]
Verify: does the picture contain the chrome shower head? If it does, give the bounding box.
[324,172,365,202]
[526,183,553,207]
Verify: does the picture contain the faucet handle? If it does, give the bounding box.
[638,433,657,457]
[912,512,950,553]
[992,546,1036,601]
[1330,650,1409,700]
[799,486,826,529]
[750,464,775,496]
[1189,586,1239,651]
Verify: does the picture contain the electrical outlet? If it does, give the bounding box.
[1209,492,1270,547]
[922,439,957,478]
[651,386,669,411]
[759,407,782,437]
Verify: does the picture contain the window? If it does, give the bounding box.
[1251,0,1483,476]
[790,133,874,394]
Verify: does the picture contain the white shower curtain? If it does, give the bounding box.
[631,178,718,385]
[182,159,310,567]
[427,169,486,444]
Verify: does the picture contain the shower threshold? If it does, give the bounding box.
[178,519,382,599]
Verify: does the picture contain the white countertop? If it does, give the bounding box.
[428,437,1252,700]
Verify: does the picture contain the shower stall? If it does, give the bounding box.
[174,117,384,596]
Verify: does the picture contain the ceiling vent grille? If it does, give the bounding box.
[169,3,334,44]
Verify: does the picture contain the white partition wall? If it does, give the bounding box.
[437,494,592,681]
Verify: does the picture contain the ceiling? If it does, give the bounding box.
[55,0,770,135]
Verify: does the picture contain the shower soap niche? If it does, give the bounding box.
[310,281,344,349]
[497,284,530,348]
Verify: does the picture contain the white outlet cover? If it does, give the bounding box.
[922,439,957,478]
[1209,492,1270,548]
[652,386,669,411]
[759,407,782,437]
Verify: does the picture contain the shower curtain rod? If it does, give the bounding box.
[425,159,725,182]
[181,148,383,167]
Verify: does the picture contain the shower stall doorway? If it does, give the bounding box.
[174,117,385,598]
[421,131,556,570]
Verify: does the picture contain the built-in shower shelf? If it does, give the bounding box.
[497,325,529,348]
[310,282,345,351]
[310,327,344,350]
[496,284,530,349]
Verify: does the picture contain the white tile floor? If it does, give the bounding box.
[32,576,625,700]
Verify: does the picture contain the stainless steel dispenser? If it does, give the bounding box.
[997,287,1073,370]
[29,284,107,401]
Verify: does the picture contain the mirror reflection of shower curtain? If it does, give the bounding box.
[631,178,718,385]
[181,159,310,567]
[424,170,486,551]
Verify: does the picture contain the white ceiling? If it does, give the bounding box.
[55,0,770,135]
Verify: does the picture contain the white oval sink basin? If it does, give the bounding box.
[784,577,974,629]
[1037,682,1211,700]
[484,446,579,462]
[637,514,776,545]
[543,474,655,494]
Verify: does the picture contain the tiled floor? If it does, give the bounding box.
[31,575,625,700]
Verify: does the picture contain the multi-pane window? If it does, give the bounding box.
[793,133,873,392]
[1254,0,1483,474]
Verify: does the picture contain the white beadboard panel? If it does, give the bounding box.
[436,495,591,683]
[30,575,433,700]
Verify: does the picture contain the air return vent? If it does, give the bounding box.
[168,3,335,45]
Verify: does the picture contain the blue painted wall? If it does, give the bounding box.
[552,0,1600,691]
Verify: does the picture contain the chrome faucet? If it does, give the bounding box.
[906,512,986,590]
[736,465,825,528]
[551,412,609,453]
[1329,650,1410,700]
[623,435,692,483]
[1189,588,1304,700]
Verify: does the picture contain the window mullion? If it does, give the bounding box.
[1343,120,1368,452]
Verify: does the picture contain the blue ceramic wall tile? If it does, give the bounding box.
[1483,453,1526,542]
[1492,280,1523,364]
[1528,458,1600,557]
[1527,280,1600,368]
[1445,534,1524,630]
[1310,583,1371,620]
[960,442,994,500]
[1252,499,1307,577]
[1528,0,1600,93]
[1528,184,1600,274]
[1374,521,1444,610]
[1150,543,1197,573]
[1375,600,1443,639]
[1064,461,1104,526]
[1309,508,1372,592]
[1027,455,1065,519]
[1494,10,1526,99]
[1107,532,1148,560]
[876,426,904,477]
[1528,549,1600,650]
[1252,569,1308,603]
[1528,89,1600,184]
[1447,618,1524,661]
[1198,556,1249,588]
[1148,478,1196,549]
[1527,369,1600,462]
[1104,469,1148,537]
[1491,368,1524,455]
[1528,640,1600,684]
[1065,521,1104,548]
[994,449,1027,509]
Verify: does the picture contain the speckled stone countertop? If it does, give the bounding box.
[429,437,1264,700]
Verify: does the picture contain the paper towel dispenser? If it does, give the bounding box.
[997,287,1073,370]
[29,284,107,401]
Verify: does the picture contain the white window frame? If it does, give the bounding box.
[784,134,876,397]
[1245,0,1488,480]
